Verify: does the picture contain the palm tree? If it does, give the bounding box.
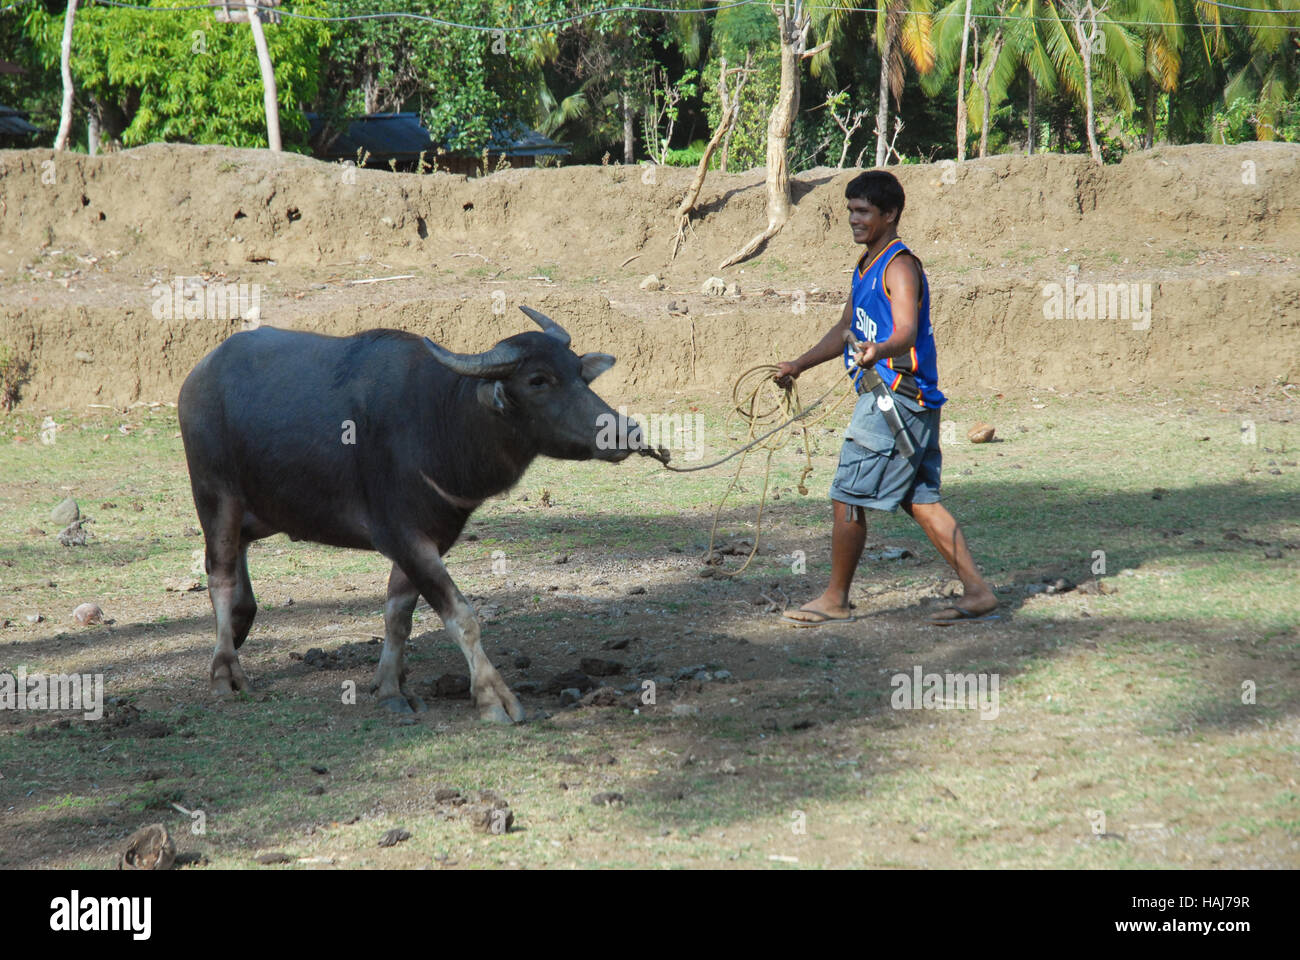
[1010,0,1067,152]
[812,0,937,166]
[1133,0,1182,147]
[930,0,1062,157]
[1055,0,1109,161]
[873,0,937,164]
[1213,0,1299,141]
[986,0,1155,162]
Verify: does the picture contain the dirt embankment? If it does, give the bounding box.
[0,141,1297,410]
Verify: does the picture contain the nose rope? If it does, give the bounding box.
[638,364,856,577]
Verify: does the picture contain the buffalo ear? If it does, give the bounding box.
[477,380,509,414]
[579,352,616,383]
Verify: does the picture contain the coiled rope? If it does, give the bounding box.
[643,365,857,577]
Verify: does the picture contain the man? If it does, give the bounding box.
[774,170,997,626]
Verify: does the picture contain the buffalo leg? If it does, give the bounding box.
[389,538,524,724]
[201,497,256,695]
[371,562,427,714]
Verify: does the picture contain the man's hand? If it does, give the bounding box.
[845,331,879,369]
[777,298,853,389]
[773,360,801,389]
[852,340,879,368]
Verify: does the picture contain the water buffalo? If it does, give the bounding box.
[178,306,643,723]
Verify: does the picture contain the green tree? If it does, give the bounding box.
[0,5,60,142]
[874,0,937,165]
[528,7,658,162]
[704,0,779,171]
[1214,0,1300,141]
[810,0,937,166]
[316,0,562,155]
[929,0,1064,157]
[23,0,332,150]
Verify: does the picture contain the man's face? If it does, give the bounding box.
[847,197,897,246]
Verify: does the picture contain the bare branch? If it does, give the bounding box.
[801,39,831,59]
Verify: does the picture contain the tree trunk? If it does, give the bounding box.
[88,112,100,156]
[673,106,737,258]
[673,55,752,258]
[1143,73,1156,149]
[363,66,378,115]
[764,36,799,224]
[1082,45,1099,163]
[978,30,1004,158]
[245,0,282,152]
[874,22,893,167]
[721,11,803,269]
[1026,73,1036,154]
[1072,9,1101,165]
[956,0,972,162]
[623,92,634,164]
[54,0,78,151]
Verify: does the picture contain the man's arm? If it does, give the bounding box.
[773,298,852,388]
[851,254,921,368]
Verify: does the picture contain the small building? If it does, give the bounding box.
[306,112,568,175]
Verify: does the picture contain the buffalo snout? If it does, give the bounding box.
[592,409,644,462]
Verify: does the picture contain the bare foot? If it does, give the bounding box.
[928,588,999,623]
[953,588,997,616]
[781,593,854,624]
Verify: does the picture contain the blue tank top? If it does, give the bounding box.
[844,238,945,409]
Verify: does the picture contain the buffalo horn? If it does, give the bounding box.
[423,338,523,380]
[518,305,571,347]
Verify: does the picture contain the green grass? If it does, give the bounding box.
[1,391,1297,868]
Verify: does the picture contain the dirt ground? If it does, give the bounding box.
[0,141,1296,410]
[0,142,1297,870]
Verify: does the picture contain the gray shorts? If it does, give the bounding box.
[829,392,942,512]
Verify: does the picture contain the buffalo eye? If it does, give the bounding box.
[528,373,551,388]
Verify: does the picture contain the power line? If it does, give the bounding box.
[1196,0,1300,13]
[4,0,1299,34]
[803,1,1300,28]
[81,0,754,34]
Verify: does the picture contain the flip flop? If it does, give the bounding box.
[926,606,1001,626]
[779,607,858,628]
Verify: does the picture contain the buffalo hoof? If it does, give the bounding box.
[209,655,252,692]
[210,678,254,696]
[474,671,527,725]
[379,695,427,714]
[478,703,520,725]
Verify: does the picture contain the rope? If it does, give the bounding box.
[643,364,856,578]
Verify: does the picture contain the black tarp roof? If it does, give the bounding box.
[0,105,38,137]
[306,112,568,165]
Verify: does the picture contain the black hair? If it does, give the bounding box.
[845,170,905,223]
